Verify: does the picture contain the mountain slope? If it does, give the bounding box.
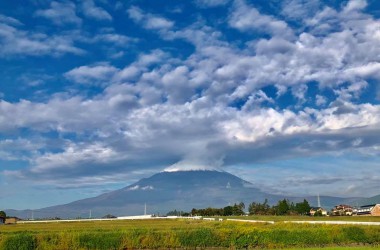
[5,170,361,219]
[356,194,380,206]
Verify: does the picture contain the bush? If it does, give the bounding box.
[177,228,218,247]
[78,231,123,250]
[342,227,368,243]
[2,233,36,250]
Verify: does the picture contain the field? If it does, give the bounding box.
[229,215,380,222]
[1,218,380,249]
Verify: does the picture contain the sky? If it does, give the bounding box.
[1,0,380,210]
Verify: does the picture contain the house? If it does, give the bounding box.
[0,216,5,224]
[354,204,380,216]
[331,204,353,216]
[5,217,19,224]
[310,207,328,216]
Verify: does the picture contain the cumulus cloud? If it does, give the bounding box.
[281,0,321,21]
[315,95,327,106]
[343,0,368,13]
[34,1,82,26]
[82,0,112,21]
[64,64,119,85]
[0,138,43,161]
[229,0,293,37]
[127,6,174,30]
[1,89,380,187]
[0,23,84,57]
[93,33,135,47]
[0,14,23,26]
[1,0,380,198]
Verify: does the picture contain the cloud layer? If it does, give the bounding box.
[1,0,380,208]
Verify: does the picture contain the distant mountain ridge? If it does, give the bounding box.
[5,170,366,219]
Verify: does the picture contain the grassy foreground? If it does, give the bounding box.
[228,215,380,222]
[1,219,380,249]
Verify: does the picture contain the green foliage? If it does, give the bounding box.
[314,210,323,216]
[1,219,380,249]
[192,203,245,216]
[0,210,6,218]
[276,199,291,215]
[232,202,245,215]
[191,207,224,216]
[177,228,218,247]
[223,206,233,216]
[249,199,311,216]
[295,199,311,215]
[248,199,273,215]
[78,231,123,250]
[342,227,368,243]
[2,233,36,250]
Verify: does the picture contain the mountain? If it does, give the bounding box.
[356,194,380,206]
[5,170,360,219]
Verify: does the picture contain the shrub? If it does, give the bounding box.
[3,233,36,250]
[342,227,368,243]
[78,231,122,250]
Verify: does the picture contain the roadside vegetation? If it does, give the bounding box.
[1,219,380,249]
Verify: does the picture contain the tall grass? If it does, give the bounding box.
[2,233,36,250]
[1,220,380,249]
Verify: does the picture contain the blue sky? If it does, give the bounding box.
[1,0,380,210]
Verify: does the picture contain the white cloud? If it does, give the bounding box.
[30,142,118,174]
[145,16,174,30]
[333,81,368,101]
[281,0,320,20]
[345,63,380,80]
[82,0,112,21]
[229,0,293,37]
[2,0,380,194]
[0,23,85,57]
[291,84,308,103]
[316,103,380,131]
[65,64,119,85]
[0,14,23,26]
[1,90,380,187]
[0,138,43,161]
[343,0,367,13]
[315,95,327,106]
[93,33,134,46]
[34,1,82,26]
[127,6,174,30]
[128,185,139,190]
[141,185,154,190]
[164,160,222,172]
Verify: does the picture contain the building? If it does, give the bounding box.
[331,204,353,216]
[0,216,5,224]
[354,204,380,216]
[310,207,328,216]
[5,217,19,224]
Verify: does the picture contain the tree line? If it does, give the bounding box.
[188,199,311,216]
[191,202,245,216]
[249,199,311,215]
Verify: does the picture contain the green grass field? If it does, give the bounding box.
[1,219,380,249]
[227,215,380,222]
